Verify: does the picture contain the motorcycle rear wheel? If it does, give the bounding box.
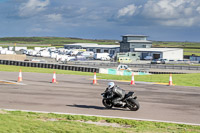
[127,99,140,111]
[102,99,113,109]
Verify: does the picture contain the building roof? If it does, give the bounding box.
[64,43,120,48]
[122,35,148,37]
[127,40,152,43]
[134,48,182,52]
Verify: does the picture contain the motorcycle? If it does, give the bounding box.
[101,89,140,111]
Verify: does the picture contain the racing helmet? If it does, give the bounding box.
[108,82,115,89]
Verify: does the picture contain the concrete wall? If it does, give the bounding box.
[99,68,149,75]
[0,55,26,61]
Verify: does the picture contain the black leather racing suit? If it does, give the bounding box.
[110,85,125,105]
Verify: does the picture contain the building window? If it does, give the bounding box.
[132,54,136,56]
[104,50,109,53]
[110,50,115,55]
[123,37,127,42]
[96,49,101,53]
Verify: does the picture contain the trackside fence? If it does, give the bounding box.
[69,61,200,71]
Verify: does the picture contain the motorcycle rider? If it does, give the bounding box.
[106,82,126,106]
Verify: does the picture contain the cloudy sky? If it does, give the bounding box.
[1,0,200,41]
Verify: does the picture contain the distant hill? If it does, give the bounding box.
[0,37,200,49]
[0,37,119,46]
[152,41,200,49]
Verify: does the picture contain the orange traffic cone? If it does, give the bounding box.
[18,69,22,82]
[168,74,173,86]
[130,73,135,85]
[93,72,97,85]
[52,71,57,83]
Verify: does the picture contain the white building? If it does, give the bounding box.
[64,43,120,55]
[119,35,183,61]
[135,48,183,60]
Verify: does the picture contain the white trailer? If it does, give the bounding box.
[101,56,110,61]
[40,51,50,57]
[70,50,79,56]
[76,56,86,61]
[27,50,38,56]
[81,51,94,58]
[94,53,110,60]
[56,55,69,62]
[66,56,76,61]
[0,50,7,54]
[34,47,42,51]
[26,50,33,55]
[6,50,15,54]
[8,47,14,51]
[15,47,27,51]
[51,52,59,59]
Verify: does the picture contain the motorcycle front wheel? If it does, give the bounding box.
[127,99,140,111]
[102,99,113,109]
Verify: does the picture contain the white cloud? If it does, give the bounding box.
[142,0,200,26]
[117,4,139,18]
[76,8,87,14]
[46,14,62,22]
[19,0,49,17]
[158,17,199,27]
[197,6,200,14]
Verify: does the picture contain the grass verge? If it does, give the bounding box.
[184,52,200,56]
[0,64,200,87]
[0,110,199,133]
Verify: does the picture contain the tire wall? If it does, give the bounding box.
[0,59,99,73]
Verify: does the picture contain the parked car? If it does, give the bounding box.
[151,59,161,64]
[151,59,168,64]
[160,59,169,64]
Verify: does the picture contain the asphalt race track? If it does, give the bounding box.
[0,71,200,125]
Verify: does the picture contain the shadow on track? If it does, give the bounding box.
[67,104,129,111]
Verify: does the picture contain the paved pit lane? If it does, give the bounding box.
[0,71,200,125]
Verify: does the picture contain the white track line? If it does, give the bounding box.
[1,108,200,126]
[0,80,26,85]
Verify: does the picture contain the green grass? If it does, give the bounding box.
[184,48,200,56]
[0,110,199,133]
[153,41,200,48]
[1,64,200,87]
[0,37,118,45]
[184,49,200,56]
[184,49,200,52]
[184,52,200,56]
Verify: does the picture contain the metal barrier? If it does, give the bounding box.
[0,60,99,73]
